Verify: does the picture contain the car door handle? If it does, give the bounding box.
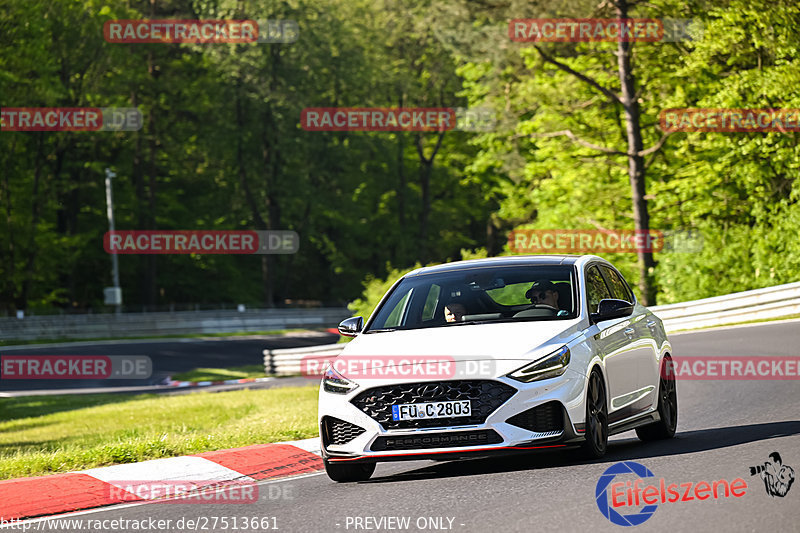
[624,328,636,337]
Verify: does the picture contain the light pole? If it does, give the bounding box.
[104,168,122,313]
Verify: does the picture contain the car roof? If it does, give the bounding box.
[405,254,605,277]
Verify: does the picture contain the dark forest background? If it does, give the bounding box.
[1,0,798,314]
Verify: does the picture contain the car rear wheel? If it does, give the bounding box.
[636,357,678,441]
[324,459,376,482]
[582,368,608,459]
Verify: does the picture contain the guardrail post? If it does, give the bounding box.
[263,348,275,375]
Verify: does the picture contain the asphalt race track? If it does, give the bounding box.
[13,320,800,532]
[0,332,338,393]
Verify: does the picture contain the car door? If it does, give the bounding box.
[598,264,658,417]
[584,264,640,419]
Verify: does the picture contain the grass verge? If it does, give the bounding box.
[170,365,267,382]
[0,386,318,480]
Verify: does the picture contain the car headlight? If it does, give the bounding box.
[322,362,358,394]
[507,346,570,383]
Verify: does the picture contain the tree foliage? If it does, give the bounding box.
[0,0,797,314]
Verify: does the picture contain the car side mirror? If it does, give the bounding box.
[591,299,634,323]
[338,316,364,337]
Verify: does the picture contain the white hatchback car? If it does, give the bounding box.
[318,255,677,482]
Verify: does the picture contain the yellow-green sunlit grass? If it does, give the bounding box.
[0,385,318,480]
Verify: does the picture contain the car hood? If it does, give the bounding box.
[334,320,584,385]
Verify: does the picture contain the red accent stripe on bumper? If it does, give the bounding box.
[327,444,567,462]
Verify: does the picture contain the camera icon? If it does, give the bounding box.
[749,452,795,498]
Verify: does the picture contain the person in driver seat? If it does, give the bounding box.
[525,280,568,316]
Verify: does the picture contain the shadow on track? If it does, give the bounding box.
[364,420,800,484]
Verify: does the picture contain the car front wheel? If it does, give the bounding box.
[582,368,608,459]
[324,459,376,482]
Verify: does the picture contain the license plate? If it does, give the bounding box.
[391,400,471,421]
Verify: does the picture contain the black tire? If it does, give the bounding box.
[636,357,678,441]
[324,459,376,482]
[582,368,608,459]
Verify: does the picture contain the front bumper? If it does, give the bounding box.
[318,373,587,463]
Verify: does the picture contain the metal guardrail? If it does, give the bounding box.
[0,308,351,341]
[651,281,800,332]
[263,343,344,376]
[262,282,800,375]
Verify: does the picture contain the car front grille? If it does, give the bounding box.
[371,429,503,451]
[351,380,517,429]
[505,401,564,433]
[322,417,367,446]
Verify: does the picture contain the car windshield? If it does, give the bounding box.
[365,265,577,332]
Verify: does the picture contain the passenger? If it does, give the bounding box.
[444,303,466,323]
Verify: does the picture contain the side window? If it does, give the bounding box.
[421,284,441,321]
[585,266,611,313]
[601,266,633,303]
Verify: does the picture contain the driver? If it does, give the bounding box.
[525,280,561,309]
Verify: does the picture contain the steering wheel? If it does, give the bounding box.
[523,303,559,312]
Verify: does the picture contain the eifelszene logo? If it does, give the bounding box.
[595,461,748,526]
[749,452,795,497]
[596,462,658,526]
